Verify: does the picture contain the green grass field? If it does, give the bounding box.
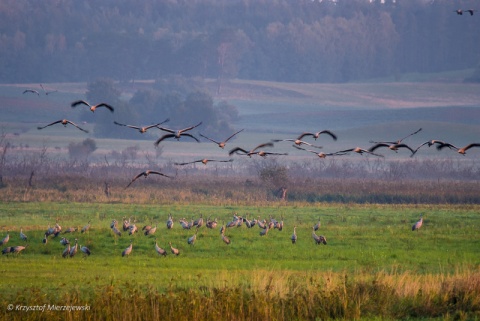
[1,202,479,320]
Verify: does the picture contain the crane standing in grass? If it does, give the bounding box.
[167,214,174,229]
[169,242,180,256]
[69,239,78,257]
[221,230,231,245]
[412,215,423,231]
[155,239,167,256]
[62,244,71,258]
[81,221,91,234]
[188,228,198,246]
[19,229,28,242]
[291,226,297,244]
[80,245,91,257]
[122,241,133,257]
[0,231,9,246]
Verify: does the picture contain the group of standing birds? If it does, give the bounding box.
[1,212,427,258]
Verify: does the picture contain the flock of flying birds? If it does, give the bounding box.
[29,87,480,189]
[454,8,477,15]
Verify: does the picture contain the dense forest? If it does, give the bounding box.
[1,0,479,84]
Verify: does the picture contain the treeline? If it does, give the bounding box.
[1,0,479,84]
[83,78,239,139]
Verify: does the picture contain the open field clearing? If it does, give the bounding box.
[1,79,480,319]
[0,202,480,320]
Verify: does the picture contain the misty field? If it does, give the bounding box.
[1,202,479,320]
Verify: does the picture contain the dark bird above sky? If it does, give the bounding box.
[294,146,344,158]
[228,142,274,157]
[411,140,449,156]
[297,130,337,141]
[155,122,202,146]
[369,143,416,155]
[71,100,114,113]
[37,119,89,133]
[125,170,173,188]
[23,84,57,96]
[113,118,169,133]
[437,142,480,155]
[23,89,40,96]
[333,147,384,157]
[199,129,244,149]
[40,84,58,95]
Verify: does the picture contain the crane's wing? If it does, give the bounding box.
[179,121,203,133]
[151,118,170,128]
[66,120,89,133]
[436,142,458,151]
[199,133,221,144]
[114,121,138,129]
[297,141,322,148]
[180,133,200,142]
[463,143,480,152]
[125,172,146,188]
[154,134,176,146]
[394,143,415,154]
[317,130,337,141]
[368,143,390,152]
[148,171,173,179]
[251,142,274,152]
[37,120,63,130]
[96,103,115,112]
[272,139,294,143]
[175,160,200,166]
[71,100,90,108]
[223,129,244,142]
[297,132,314,140]
[397,128,422,143]
[23,89,40,96]
[228,147,249,156]
[262,152,288,156]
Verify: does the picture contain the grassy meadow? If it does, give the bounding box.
[1,202,480,320]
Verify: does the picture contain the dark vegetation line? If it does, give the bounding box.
[1,0,479,84]
[1,154,480,204]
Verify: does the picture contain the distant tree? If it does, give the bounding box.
[68,138,97,160]
[215,100,240,123]
[86,78,121,104]
[154,75,206,96]
[255,158,290,190]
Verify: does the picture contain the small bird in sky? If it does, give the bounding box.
[37,119,89,133]
[175,159,234,166]
[436,142,480,155]
[155,122,202,145]
[199,129,244,149]
[125,170,173,188]
[113,118,169,133]
[71,100,114,113]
